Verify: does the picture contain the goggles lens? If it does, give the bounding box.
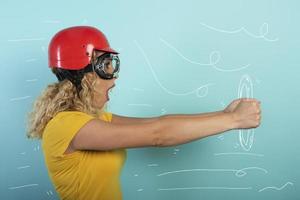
[94,53,120,79]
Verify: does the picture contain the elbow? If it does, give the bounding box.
[152,133,164,147]
[153,133,177,147]
[151,116,176,147]
[151,117,164,147]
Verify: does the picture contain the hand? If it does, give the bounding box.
[223,98,244,113]
[228,98,261,129]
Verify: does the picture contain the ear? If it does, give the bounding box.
[85,72,93,84]
[85,72,98,85]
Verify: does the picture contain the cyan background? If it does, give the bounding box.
[0,0,299,199]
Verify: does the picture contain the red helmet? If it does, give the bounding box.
[48,26,118,70]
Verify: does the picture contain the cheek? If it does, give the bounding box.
[93,81,103,93]
[93,85,107,97]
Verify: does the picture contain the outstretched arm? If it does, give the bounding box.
[72,99,260,150]
[111,111,223,125]
[72,110,236,150]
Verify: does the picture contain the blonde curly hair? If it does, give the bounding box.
[26,68,106,139]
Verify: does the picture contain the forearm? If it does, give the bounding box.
[163,110,223,120]
[155,111,236,147]
[112,111,223,124]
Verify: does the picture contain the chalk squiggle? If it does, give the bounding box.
[132,88,145,92]
[258,182,294,192]
[10,96,31,101]
[7,38,45,42]
[160,38,250,72]
[134,40,214,97]
[199,22,279,42]
[235,167,267,177]
[157,166,268,178]
[161,108,167,114]
[26,79,38,82]
[8,184,39,190]
[43,20,61,24]
[158,186,252,191]
[25,58,37,62]
[214,152,264,157]
[17,165,30,170]
[128,104,153,107]
[46,190,54,196]
[148,164,159,167]
[238,74,255,151]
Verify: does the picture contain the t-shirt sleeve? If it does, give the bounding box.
[43,112,96,158]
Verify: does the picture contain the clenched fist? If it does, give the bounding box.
[224,98,262,129]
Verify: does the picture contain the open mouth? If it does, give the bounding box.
[106,85,115,100]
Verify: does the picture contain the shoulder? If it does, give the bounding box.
[42,111,97,158]
[44,111,95,133]
[44,111,113,132]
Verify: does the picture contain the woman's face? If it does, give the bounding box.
[88,51,117,109]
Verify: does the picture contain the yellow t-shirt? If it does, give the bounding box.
[42,111,127,200]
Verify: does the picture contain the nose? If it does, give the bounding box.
[113,74,119,79]
[111,77,117,84]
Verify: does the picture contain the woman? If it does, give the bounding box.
[26,26,261,200]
